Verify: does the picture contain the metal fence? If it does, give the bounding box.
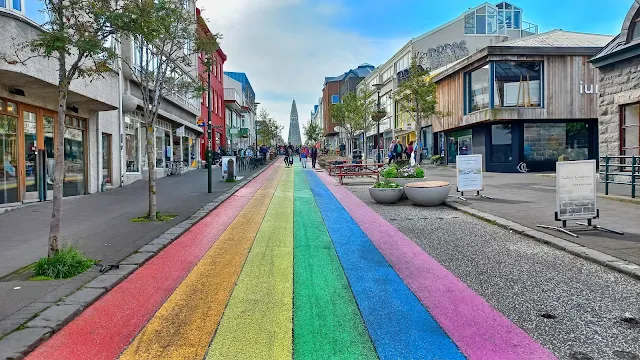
[599,156,639,198]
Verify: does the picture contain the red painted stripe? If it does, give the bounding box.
[26,165,277,360]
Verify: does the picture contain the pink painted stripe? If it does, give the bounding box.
[315,171,556,360]
[26,163,278,360]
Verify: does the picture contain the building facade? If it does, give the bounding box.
[321,63,375,149]
[591,1,640,162]
[431,30,612,172]
[224,72,256,151]
[197,7,227,161]
[0,8,120,206]
[358,1,539,158]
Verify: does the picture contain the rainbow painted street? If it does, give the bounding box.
[26,160,558,359]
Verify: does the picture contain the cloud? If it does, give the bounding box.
[197,0,404,141]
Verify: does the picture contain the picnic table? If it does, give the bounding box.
[335,163,385,185]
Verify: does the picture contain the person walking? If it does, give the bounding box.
[394,140,404,161]
[407,141,414,164]
[284,145,291,167]
[310,145,318,169]
[388,139,396,164]
[300,146,308,168]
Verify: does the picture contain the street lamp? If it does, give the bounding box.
[254,102,260,149]
[372,83,385,163]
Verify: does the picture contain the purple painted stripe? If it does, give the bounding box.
[315,171,556,360]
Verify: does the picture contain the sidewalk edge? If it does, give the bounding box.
[444,201,640,281]
[0,161,277,360]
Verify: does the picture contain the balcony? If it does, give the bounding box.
[224,88,242,110]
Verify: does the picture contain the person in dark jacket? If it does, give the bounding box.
[310,145,318,169]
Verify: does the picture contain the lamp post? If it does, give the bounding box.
[372,83,384,163]
[206,57,215,193]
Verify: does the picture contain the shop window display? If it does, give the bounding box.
[523,122,588,162]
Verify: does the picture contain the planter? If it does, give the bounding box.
[404,181,451,206]
[368,187,403,204]
[385,177,425,199]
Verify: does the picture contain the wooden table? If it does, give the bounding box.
[335,163,385,185]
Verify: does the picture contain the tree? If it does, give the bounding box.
[303,120,322,144]
[394,56,440,150]
[1,0,136,256]
[352,87,377,161]
[256,108,282,145]
[119,0,219,221]
[330,92,364,156]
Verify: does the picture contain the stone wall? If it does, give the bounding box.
[597,56,640,156]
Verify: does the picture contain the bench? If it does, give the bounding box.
[337,171,379,185]
[335,163,384,185]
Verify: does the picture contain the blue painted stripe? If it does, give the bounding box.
[305,171,464,360]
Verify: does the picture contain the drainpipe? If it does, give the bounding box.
[96,113,101,192]
[117,38,125,187]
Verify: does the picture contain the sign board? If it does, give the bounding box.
[175,125,185,137]
[221,156,236,179]
[456,154,483,192]
[197,118,205,127]
[229,128,239,134]
[556,160,597,220]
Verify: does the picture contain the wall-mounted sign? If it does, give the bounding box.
[175,126,185,137]
[456,154,483,192]
[556,160,597,220]
[579,82,599,94]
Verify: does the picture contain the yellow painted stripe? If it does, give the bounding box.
[119,166,284,360]
[205,167,294,360]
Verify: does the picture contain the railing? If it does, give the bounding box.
[599,156,639,198]
[521,21,539,34]
[224,88,242,104]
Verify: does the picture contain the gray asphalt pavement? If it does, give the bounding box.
[348,185,640,360]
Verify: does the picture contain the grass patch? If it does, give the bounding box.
[224,178,237,182]
[130,212,178,222]
[29,275,54,281]
[33,246,95,279]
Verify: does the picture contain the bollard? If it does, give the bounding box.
[227,158,235,181]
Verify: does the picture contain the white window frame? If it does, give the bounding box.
[1,0,25,13]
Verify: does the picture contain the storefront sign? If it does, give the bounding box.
[556,160,597,220]
[175,126,185,136]
[456,154,483,192]
[221,156,236,179]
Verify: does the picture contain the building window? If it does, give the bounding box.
[468,65,490,112]
[125,117,140,172]
[496,2,522,30]
[622,104,640,156]
[524,123,589,162]
[395,53,410,72]
[490,124,512,163]
[465,5,498,35]
[631,14,640,42]
[331,95,340,104]
[0,111,18,205]
[63,116,86,197]
[494,61,542,108]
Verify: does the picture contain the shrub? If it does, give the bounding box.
[33,246,95,279]
[380,166,398,179]
[373,181,402,189]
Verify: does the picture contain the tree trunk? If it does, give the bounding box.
[48,86,68,257]
[146,125,157,220]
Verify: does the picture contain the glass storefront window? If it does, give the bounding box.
[0,115,18,204]
[155,130,164,169]
[622,104,640,156]
[446,129,473,164]
[164,131,171,167]
[524,122,589,162]
[23,111,38,199]
[44,116,54,192]
[469,65,490,112]
[494,62,542,108]
[125,117,139,172]
[490,124,512,163]
[5,102,17,115]
[63,125,85,197]
[182,136,189,163]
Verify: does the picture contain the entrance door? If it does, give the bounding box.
[23,110,39,201]
[0,113,18,205]
[43,114,54,200]
[102,133,112,184]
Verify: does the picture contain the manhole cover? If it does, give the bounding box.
[613,350,640,360]
[569,352,593,360]
[621,316,640,326]
[540,312,557,319]
[389,218,398,221]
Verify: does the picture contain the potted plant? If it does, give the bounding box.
[368,181,403,204]
[430,155,443,165]
[404,181,451,206]
[381,164,425,198]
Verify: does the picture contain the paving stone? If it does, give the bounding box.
[59,288,105,308]
[148,236,174,247]
[0,327,52,359]
[119,252,154,266]
[164,226,185,235]
[83,274,125,291]
[25,304,81,330]
[138,243,164,253]
[101,264,137,277]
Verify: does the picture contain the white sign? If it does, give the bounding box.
[556,160,597,220]
[175,126,185,136]
[221,156,236,179]
[456,154,483,192]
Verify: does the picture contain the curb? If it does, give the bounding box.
[444,201,640,282]
[598,194,640,205]
[0,161,277,360]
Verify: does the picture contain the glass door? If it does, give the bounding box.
[0,113,18,205]
[102,133,112,184]
[23,110,39,201]
[44,115,54,200]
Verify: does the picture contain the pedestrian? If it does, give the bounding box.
[388,139,396,164]
[394,140,404,161]
[300,146,308,168]
[407,141,414,164]
[310,145,318,169]
[414,140,422,165]
[284,145,291,167]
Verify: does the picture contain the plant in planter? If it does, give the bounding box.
[430,155,443,165]
[382,164,426,198]
[369,181,403,204]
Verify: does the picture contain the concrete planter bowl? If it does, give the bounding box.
[385,177,424,199]
[368,187,404,204]
[404,181,451,206]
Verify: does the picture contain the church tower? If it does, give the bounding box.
[288,98,302,145]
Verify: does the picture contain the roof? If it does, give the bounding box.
[323,63,375,85]
[591,1,640,67]
[494,29,613,48]
[432,29,613,82]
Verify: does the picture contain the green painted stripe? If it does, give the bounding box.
[205,166,294,360]
[293,167,378,360]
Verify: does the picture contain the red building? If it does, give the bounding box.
[197,8,226,160]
